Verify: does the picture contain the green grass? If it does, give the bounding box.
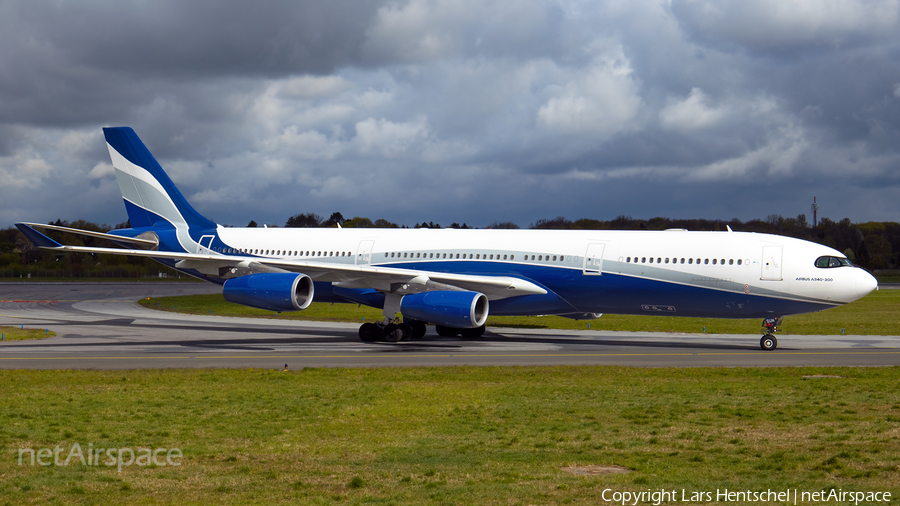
[1,367,899,504]
[140,289,900,335]
[0,326,55,341]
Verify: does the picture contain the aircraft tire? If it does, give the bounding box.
[383,323,404,342]
[359,323,379,342]
[460,325,486,338]
[398,323,413,341]
[409,321,427,339]
[760,334,777,351]
[435,325,459,337]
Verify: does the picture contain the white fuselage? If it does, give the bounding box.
[198,226,877,319]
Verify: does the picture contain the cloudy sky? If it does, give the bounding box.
[1,0,899,229]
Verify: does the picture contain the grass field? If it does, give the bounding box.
[138,289,900,336]
[2,367,899,505]
[0,326,55,341]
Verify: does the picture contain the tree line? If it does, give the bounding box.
[0,220,182,279]
[1,212,897,277]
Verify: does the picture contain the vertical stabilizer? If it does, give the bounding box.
[103,127,216,254]
[103,127,216,231]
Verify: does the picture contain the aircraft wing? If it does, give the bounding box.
[16,223,546,300]
[261,259,546,298]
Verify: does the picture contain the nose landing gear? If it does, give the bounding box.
[760,317,783,350]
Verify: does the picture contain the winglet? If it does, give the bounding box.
[15,223,62,248]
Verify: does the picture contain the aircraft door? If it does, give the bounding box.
[761,246,783,281]
[356,240,375,265]
[583,243,605,275]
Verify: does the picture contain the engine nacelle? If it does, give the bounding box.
[223,273,314,312]
[400,291,488,329]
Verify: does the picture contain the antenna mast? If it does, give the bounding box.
[811,197,818,227]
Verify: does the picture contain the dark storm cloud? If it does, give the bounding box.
[1,0,899,229]
[0,0,379,127]
[1,1,377,77]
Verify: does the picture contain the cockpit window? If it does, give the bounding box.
[815,256,854,268]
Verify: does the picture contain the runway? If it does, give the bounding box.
[2,282,899,369]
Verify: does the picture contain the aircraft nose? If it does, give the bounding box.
[854,268,878,301]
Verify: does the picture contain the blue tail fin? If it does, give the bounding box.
[103,127,216,231]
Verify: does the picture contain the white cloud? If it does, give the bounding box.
[0,155,53,189]
[353,117,428,157]
[58,130,102,161]
[88,162,114,179]
[309,175,360,199]
[265,126,343,161]
[536,49,642,137]
[659,88,726,131]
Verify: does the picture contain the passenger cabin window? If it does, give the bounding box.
[815,256,853,268]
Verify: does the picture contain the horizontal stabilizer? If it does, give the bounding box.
[17,222,158,247]
[15,223,62,249]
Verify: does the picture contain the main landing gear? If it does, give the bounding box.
[358,320,427,342]
[356,294,487,343]
[358,321,487,342]
[358,294,425,343]
[760,317,783,351]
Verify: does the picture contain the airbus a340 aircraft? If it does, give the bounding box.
[17,128,877,350]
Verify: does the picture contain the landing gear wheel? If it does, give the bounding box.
[398,323,413,342]
[383,323,405,343]
[460,324,486,338]
[359,323,379,342]
[408,321,427,339]
[760,334,777,351]
[435,325,459,337]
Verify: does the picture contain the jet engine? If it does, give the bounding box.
[400,290,488,329]
[223,273,314,312]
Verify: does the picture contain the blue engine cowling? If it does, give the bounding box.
[223,273,314,312]
[400,291,488,328]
